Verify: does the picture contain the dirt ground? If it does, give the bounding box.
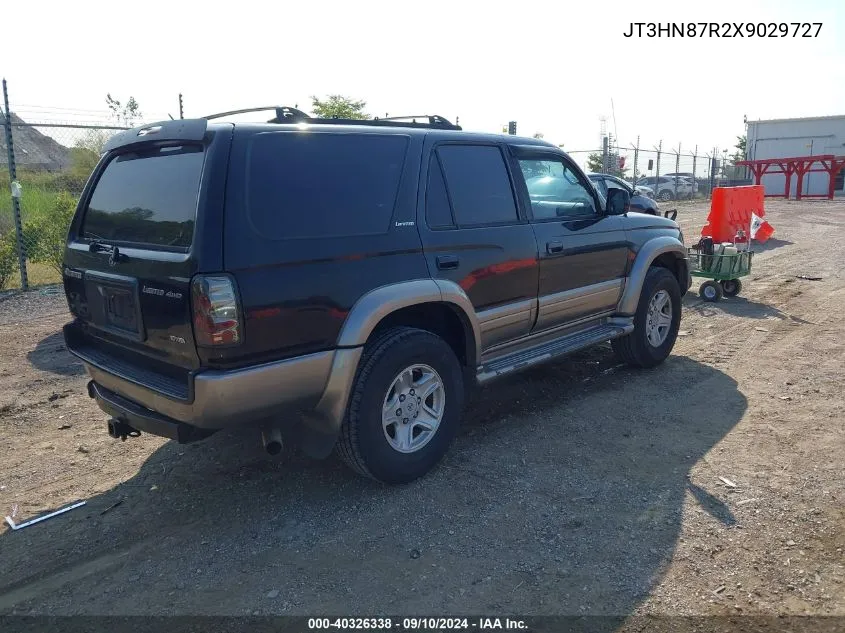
[0,199,842,622]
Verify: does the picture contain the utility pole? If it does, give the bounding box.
[602,135,609,173]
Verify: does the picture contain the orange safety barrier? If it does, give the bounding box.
[701,185,772,243]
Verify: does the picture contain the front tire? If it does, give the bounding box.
[659,189,674,201]
[337,327,464,484]
[612,267,682,368]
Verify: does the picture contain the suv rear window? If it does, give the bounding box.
[245,132,408,239]
[81,145,204,250]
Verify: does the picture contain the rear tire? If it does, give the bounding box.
[337,327,464,484]
[612,267,682,368]
[659,189,674,201]
[699,280,723,302]
[720,279,742,297]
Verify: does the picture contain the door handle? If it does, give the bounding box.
[546,241,564,254]
[436,255,460,270]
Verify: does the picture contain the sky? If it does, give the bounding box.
[3,0,844,157]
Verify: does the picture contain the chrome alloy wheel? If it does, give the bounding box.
[646,289,673,347]
[381,364,445,454]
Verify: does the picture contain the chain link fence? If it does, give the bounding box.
[1,118,127,291]
[1,85,134,291]
[2,80,741,293]
[567,140,746,204]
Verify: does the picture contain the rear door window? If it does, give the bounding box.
[82,145,204,250]
[245,132,408,239]
[436,145,519,227]
[425,155,455,229]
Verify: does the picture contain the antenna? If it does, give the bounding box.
[611,98,619,144]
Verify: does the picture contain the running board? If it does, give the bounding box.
[476,322,633,384]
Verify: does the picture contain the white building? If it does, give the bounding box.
[746,115,845,197]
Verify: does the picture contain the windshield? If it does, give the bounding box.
[81,145,204,250]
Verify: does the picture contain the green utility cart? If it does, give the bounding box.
[688,244,753,302]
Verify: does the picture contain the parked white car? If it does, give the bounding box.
[637,176,695,201]
[633,184,654,198]
[663,173,699,196]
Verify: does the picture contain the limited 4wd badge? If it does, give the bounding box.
[142,286,183,300]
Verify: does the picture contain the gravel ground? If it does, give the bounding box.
[0,200,842,624]
[0,286,67,327]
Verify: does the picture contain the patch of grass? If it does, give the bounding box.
[0,186,76,290]
[3,261,63,290]
[0,178,75,224]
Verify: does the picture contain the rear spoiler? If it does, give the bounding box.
[103,119,209,153]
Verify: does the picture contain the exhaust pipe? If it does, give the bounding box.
[108,419,140,441]
[261,426,283,456]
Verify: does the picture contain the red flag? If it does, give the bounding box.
[750,212,774,242]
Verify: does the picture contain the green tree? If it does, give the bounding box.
[587,135,628,177]
[730,134,747,164]
[587,152,604,173]
[310,95,370,120]
[721,135,748,180]
[26,192,78,276]
[67,129,111,186]
[0,233,18,290]
[106,93,142,127]
[587,150,627,178]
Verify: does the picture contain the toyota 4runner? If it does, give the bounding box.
[62,107,691,484]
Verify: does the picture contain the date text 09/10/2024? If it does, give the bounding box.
[623,22,822,38]
[307,618,528,630]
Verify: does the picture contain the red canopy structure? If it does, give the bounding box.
[736,155,845,200]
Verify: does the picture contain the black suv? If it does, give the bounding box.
[62,107,691,484]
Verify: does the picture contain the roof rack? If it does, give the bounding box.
[203,106,311,122]
[201,106,461,130]
[373,115,461,130]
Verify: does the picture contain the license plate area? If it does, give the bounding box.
[84,271,145,342]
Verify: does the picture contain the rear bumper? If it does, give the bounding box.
[69,327,363,438]
[88,381,212,443]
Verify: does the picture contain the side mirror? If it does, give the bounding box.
[606,188,630,215]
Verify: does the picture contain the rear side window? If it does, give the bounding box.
[436,145,518,227]
[246,132,408,239]
[425,155,454,229]
[82,145,203,250]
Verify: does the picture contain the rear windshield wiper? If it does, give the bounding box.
[88,241,126,262]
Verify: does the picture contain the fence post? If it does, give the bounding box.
[709,146,717,194]
[692,145,698,198]
[632,136,640,186]
[674,142,681,198]
[2,79,28,291]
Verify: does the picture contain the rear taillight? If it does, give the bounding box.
[191,275,242,346]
